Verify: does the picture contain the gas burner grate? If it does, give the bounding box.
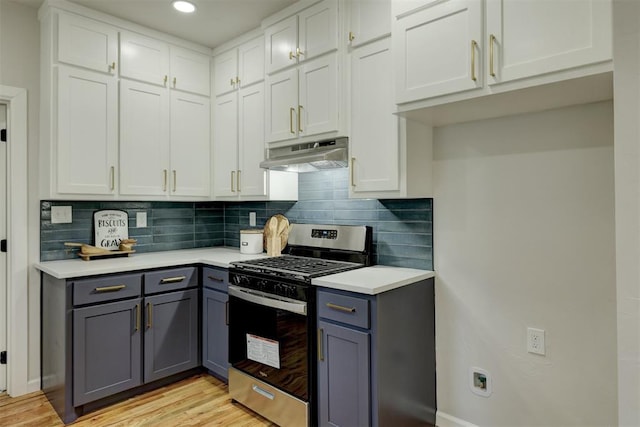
[231,255,362,278]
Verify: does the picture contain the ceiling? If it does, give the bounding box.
[16,0,298,48]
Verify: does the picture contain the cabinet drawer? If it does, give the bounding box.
[73,273,142,306]
[318,290,370,329]
[203,266,229,292]
[145,267,198,295]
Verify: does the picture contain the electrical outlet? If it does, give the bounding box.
[249,212,256,227]
[51,206,72,224]
[527,327,546,355]
[136,212,147,228]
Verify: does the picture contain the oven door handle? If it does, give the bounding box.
[228,285,307,316]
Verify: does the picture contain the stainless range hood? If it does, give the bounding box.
[260,137,348,173]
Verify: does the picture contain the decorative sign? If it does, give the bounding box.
[93,210,129,250]
[246,334,280,369]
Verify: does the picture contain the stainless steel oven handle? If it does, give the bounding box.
[228,285,307,316]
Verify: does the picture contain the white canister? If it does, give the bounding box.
[240,229,264,254]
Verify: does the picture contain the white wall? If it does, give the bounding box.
[433,101,617,426]
[613,1,640,425]
[0,0,41,390]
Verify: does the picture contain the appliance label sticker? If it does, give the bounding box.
[246,334,280,369]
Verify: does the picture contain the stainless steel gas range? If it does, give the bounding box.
[227,223,372,427]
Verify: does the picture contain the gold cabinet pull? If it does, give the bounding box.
[172,170,177,192]
[289,51,295,60]
[94,284,126,293]
[230,78,235,87]
[471,40,478,82]
[290,107,295,134]
[163,169,167,191]
[231,170,236,192]
[326,302,356,313]
[173,77,177,87]
[110,62,116,71]
[236,77,241,86]
[207,275,224,282]
[489,34,496,77]
[225,300,229,326]
[350,157,356,187]
[146,303,152,329]
[237,170,241,192]
[164,75,168,85]
[160,275,186,284]
[110,166,115,191]
[135,303,141,332]
[348,31,355,42]
[296,47,304,58]
[298,105,303,132]
[318,328,324,361]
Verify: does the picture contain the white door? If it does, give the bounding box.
[347,0,391,48]
[265,68,298,142]
[351,38,399,193]
[0,104,6,392]
[120,80,170,196]
[212,92,239,197]
[299,0,339,60]
[213,48,238,97]
[170,92,210,197]
[393,0,482,103]
[265,14,298,74]
[486,0,612,85]
[57,65,118,195]
[238,36,265,88]
[119,31,169,86]
[298,54,338,137]
[238,84,266,197]
[170,47,211,96]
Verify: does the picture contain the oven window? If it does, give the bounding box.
[229,296,309,401]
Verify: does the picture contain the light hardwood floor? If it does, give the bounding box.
[0,374,277,426]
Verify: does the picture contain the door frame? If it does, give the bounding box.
[0,85,28,397]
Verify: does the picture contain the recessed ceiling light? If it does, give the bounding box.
[172,1,196,13]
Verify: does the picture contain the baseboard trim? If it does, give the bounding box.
[436,411,478,427]
[27,378,40,394]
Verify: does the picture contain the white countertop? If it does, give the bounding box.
[35,247,268,279]
[35,248,434,295]
[311,265,435,295]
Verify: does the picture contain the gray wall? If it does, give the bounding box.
[41,170,433,269]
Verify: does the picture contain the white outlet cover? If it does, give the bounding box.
[249,212,257,227]
[136,211,147,228]
[527,327,546,355]
[51,206,72,224]
[469,367,492,397]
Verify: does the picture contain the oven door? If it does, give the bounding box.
[228,285,310,401]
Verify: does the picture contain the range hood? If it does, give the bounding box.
[260,138,348,173]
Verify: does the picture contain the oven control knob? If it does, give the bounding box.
[287,287,298,299]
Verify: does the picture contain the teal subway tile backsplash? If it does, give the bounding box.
[41,169,433,269]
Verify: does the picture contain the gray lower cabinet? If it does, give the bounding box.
[144,288,200,382]
[316,278,436,427]
[73,298,143,406]
[202,266,229,380]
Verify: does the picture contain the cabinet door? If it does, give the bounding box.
[213,92,239,197]
[393,0,482,103]
[120,80,170,196]
[57,65,118,195]
[299,54,338,137]
[170,92,211,197]
[318,320,370,427]
[486,0,612,85]
[213,49,239,97]
[265,14,298,74]
[57,12,118,74]
[238,36,265,88]
[347,0,391,48]
[144,289,200,383]
[170,46,211,96]
[351,38,399,193]
[299,0,339,59]
[265,68,299,142]
[119,31,170,86]
[202,288,229,380]
[238,83,267,197]
[73,298,142,405]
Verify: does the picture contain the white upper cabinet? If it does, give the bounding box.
[346,0,391,48]
[170,92,211,197]
[265,0,338,74]
[393,0,482,103]
[120,31,210,96]
[485,0,612,85]
[213,92,239,197]
[57,12,118,74]
[213,36,264,97]
[265,68,299,142]
[56,65,118,195]
[238,84,268,197]
[120,31,169,86]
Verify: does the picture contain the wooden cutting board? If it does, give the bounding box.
[263,214,290,255]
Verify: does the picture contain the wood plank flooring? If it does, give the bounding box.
[0,374,277,426]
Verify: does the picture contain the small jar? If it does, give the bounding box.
[240,229,264,254]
